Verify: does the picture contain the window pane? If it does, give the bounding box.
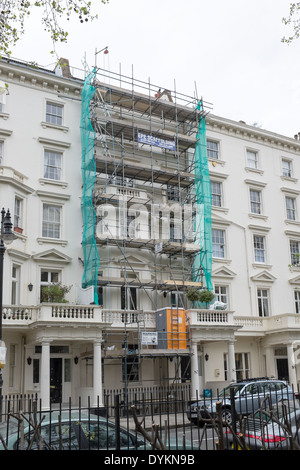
[211,182,222,207]
[250,190,261,214]
[286,197,296,220]
[257,289,269,317]
[247,150,258,168]
[42,204,61,238]
[14,197,22,227]
[295,291,300,313]
[46,102,63,125]
[254,235,265,263]
[282,159,292,177]
[214,285,228,304]
[44,150,62,180]
[212,229,225,258]
[207,140,219,160]
[290,240,300,265]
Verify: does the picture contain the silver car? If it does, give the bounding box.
[0,411,147,450]
[225,401,300,450]
[187,378,296,425]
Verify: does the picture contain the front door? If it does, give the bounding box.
[50,358,62,403]
[276,358,289,382]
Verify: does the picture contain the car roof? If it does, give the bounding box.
[0,410,112,437]
[232,378,286,386]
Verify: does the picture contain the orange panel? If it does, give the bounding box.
[166,308,187,349]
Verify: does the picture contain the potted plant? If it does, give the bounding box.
[197,289,215,307]
[186,288,201,302]
[41,283,71,303]
[186,288,215,307]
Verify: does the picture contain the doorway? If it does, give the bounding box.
[276,358,289,382]
[50,358,62,403]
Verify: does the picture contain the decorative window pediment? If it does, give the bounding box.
[289,275,300,286]
[251,270,276,283]
[212,266,236,279]
[32,248,71,264]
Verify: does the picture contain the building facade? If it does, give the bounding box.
[1,57,300,409]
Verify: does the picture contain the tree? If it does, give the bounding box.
[0,0,109,57]
[282,2,300,43]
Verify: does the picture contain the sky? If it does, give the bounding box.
[10,0,300,138]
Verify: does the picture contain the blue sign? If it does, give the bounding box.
[138,132,176,151]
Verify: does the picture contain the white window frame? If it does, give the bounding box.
[224,352,250,381]
[46,101,63,126]
[44,149,63,181]
[257,288,270,317]
[250,189,262,214]
[42,203,62,239]
[246,149,259,169]
[290,240,300,266]
[0,81,7,114]
[253,234,266,263]
[40,269,61,302]
[211,181,222,207]
[212,228,226,258]
[14,196,23,229]
[286,196,297,221]
[295,290,300,313]
[282,159,292,178]
[207,140,219,160]
[167,185,180,202]
[11,264,20,305]
[214,285,228,305]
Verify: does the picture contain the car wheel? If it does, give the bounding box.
[221,407,233,424]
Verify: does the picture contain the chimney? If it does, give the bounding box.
[55,58,72,78]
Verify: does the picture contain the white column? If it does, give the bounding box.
[40,341,50,410]
[93,340,103,407]
[190,341,200,399]
[287,343,298,390]
[228,341,236,383]
[265,346,276,378]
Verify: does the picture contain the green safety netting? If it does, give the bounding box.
[193,102,213,292]
[80,69,100,304]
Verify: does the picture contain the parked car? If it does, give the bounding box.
[0,411,148,450]
[225,400,300,450]
[187,378,296,425]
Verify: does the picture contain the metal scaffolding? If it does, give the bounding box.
[80,65,213,385]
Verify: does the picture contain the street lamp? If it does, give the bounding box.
[0,208,16,390]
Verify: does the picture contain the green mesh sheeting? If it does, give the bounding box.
[80,69,100,304]
[193,102,213,292]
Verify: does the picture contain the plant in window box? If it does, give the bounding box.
[290,253,300,268]
[41,283,71,303]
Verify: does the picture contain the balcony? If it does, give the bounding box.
[2,304,104,326]
[94,185,150,205]
[186,308,235,326]
[3,304,300,338]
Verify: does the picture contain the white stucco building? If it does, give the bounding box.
[1,57,300,410]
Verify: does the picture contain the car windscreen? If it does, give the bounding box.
[219,384,244,398]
